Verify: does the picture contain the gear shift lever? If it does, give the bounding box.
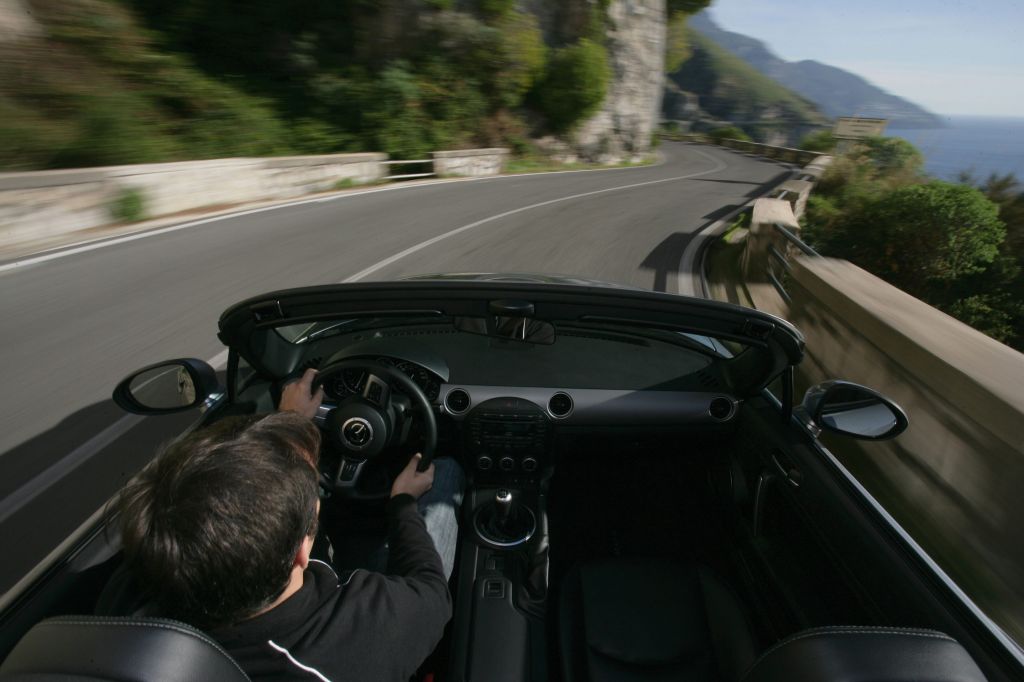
[495,489,513,529]
[474,488,536,547]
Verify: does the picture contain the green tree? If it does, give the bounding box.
[668,0,713,13]
[536,38,611,132]
[709,126,751,143]
[494,11,547,108]
[799,130,836,152]
[665,11,691,73]
[820,181,1005,298]
[855,136,923,174]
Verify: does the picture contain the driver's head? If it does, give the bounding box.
[115,412,321,629]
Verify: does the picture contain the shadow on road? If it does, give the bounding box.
[0,399,198,595]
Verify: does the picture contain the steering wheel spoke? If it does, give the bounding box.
[334,457,366,489]
[313,359,437,501]
[361,372,391,409]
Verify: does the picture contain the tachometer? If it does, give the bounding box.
[340,368,366,394]
[395,361,439,400]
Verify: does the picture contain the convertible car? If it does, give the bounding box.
[0,278,1019,681]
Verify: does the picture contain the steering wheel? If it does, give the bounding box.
[312,359,437,500]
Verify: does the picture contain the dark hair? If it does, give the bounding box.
[115,412,321,629]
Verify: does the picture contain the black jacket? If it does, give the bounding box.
[208,494,452,681]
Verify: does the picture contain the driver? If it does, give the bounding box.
[110,369,462,681]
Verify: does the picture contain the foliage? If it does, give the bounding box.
[493,11,547,109]
[109,188,146,223]
[818,182,1004,296]
[855,136,923,174]
[478,0,516,21]
[803,138,1024,348]
[798,130,836,152]
[709,126,751,143]
[536,38,611,132]
[668,0,713,13]
[664,11,691,73]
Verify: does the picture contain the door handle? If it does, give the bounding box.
[771,452,803,488]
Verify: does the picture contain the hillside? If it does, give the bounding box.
[665,27,828,142]
[690,12,942,129]
[0,0,682,171]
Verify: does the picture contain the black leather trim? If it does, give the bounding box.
[741,626,988,682]
[0,616,250,682]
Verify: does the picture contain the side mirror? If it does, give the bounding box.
[113,359,221,415]
[801,380,908,441]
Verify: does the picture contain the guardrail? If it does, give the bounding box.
[706,156,1024,643]
[716,138,822,166]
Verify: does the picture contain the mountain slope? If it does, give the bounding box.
[690,12,942,129]
[666,26,827,141]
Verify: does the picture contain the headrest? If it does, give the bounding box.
[742,626,987,682]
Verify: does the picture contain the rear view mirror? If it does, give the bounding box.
[802,380,908,440]
[113,359,220,415]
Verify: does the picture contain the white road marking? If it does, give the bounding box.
[0,147,729,524]
[0,348,230,525]
[0,159,666,275]
[343,149,728,282]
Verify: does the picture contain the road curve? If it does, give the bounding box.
[0,141,790,593]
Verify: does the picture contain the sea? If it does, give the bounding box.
[890,115,1024,183]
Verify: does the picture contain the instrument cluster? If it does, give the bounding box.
[324,356,442,402]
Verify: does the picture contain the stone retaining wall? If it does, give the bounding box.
[0,153,386,249]
[709,154,1024,638]
[431,148,509,178]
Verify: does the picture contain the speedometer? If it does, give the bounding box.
[395,361,440,400]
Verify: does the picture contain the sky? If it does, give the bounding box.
[706,0,1024,118]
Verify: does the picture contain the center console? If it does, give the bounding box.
[449,398,553,682]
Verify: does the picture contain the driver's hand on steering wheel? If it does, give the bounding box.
[279,368,325,419]
[391,454,434,500]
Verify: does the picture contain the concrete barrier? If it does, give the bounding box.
[717,138,822,166]
[707,154,1024,640]
[431,148,509,177]
[0,153,386,250]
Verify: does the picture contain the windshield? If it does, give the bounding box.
[2,0,1023,658]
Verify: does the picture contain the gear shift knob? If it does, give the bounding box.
[495,488,513,527]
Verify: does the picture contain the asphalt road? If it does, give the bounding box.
[0,142,790,594]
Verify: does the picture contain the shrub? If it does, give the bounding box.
[665,11,691,73]
[709,126,751,143]
[109,188,146,223]
[493,11,547,109]
[479,0,516,20]
[536,39,611,132]
[819,181,1005,298]
[799,130,836,152]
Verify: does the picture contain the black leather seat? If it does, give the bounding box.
[559,558,757,682]
[0,615,250,681]
[742,626,988,682]
[559,558,989,682]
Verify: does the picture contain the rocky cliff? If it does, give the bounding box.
[574,0,667,161]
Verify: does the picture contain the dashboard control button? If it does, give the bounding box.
[477,455,494,471]
[498,456,515,472]
[521,457,539,473]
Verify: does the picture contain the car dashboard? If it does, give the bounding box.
[292,323,743,481]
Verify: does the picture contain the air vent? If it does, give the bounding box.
[445,388,471,414]
[548,392,574,419]
[709,397,735,421]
